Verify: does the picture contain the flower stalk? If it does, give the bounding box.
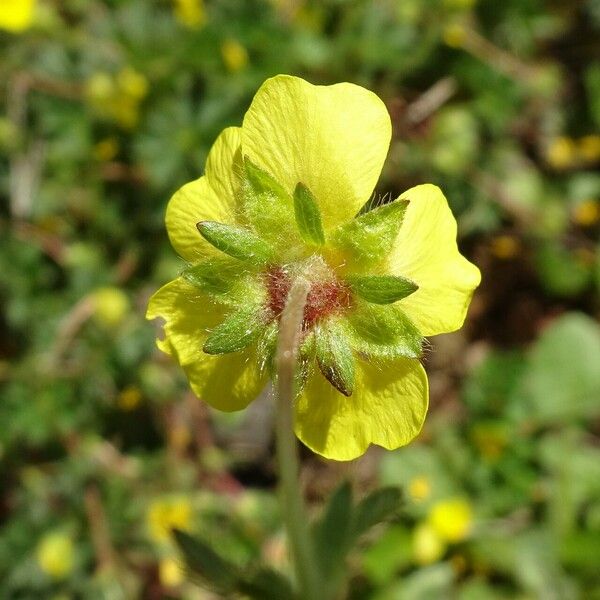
[275,277,321,600]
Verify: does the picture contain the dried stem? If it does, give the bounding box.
[275,278,321,600]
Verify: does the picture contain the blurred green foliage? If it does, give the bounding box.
[1,0,599,598]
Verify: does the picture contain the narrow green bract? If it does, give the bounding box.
[294,183,326,246]
[332,199,409,265]
[203,305,266,354]
[346,274,418,304]
[315,322,355,396]
[197,221,273,265]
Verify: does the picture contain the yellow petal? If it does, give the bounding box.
[389,184,480,336]
[146,278,225,366]
[295,357,428,461]
[166,127,242,262]
[184,347,267,411]
[242,75,391,231]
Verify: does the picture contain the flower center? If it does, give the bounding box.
[265,263,352,329]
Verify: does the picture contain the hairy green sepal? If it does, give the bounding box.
[315,321,355,396]
[182,258,244,295]
[197,221,273,266]
[345,301,423,359]
[293,183,326,246]
[332,199,409,265]
[242,157,300,252]
[203,304,266,355]
[346,274,418,304]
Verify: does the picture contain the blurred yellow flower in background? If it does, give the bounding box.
[147,496,193,543]
[221,38,249,73]
[159,556,184,587]
[572,199,600,227]
[490,234,521,260]
[117,385,142,411]
[578,134,600,163]
[93,137,120,162]
[91,287,130,327]
[173,0,205,29]
[36,532,74,579]
[428,498,473,543]
[545,136,577,170]
[443,23,467,48]
[408,475,431,502]
[413,522,445,565]
[0,0,35,32]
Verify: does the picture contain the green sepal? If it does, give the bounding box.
[293,183,326,246]
[332,199,409,266]
[196,221,273,266]
[203,304,266,355]
[294,331,316,397]
[257,320,279,376]
[315,321,355,396]
[242,157,301,254]
[345,301,423,359]
[351,487,402,538]
[346,274,418,304]
[244,156,289,199]
[182,258,245,295]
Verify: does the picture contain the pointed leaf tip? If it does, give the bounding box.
[347,274,418,304]
[196,220,273,265]
[203,305,265,355]
[294,183,326,246]
[316,322,355,396]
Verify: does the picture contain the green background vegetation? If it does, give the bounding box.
[1,0,600,598]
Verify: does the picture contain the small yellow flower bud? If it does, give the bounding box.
[117,385,142,411]
[173,0,206,29]
[221,39,249,73]
[408,475,431,502]
[490,234,521,260]
[572,199,600,227]
[443,23,467,48]
[545,136,577,169]
[428,498,473,543]
[159,557,184,587]
[85,73,115,103]
[117,67,149,100]
[413,522,446,565]
[36,532,74,579]
[578,135,600,163]
[91,287,130,327]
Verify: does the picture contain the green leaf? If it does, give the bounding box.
[173,529,240,594]
[346,274,418,304]
[332,199,409,265]
[238,567,298,600]
[182,258,244,295]
[196,221,273,265]
[313,481,353,581]
[345,302,423,359]
[203,305,266,355]
[351,487,402,538]
[293,183,326,245]
[315,322,355,396]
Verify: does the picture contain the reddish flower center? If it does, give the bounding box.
[266,266,352,329]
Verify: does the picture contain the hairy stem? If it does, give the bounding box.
[275,278,321,600]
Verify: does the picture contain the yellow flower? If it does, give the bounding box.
[147,496,193,543]
[173,0,206,29]
[443,23,467,48]
[572,199,600,227]
[545,136,577,170]
[428,498,473,543]
[159,557,184,587]
[408,475,431,502]
[578,135,600,163]
[146,75,480,461]
[413,522,446,565]
[93,137,119,162]
[0,0,35,32]
[221,38,249,73]
[91,287,129,327]
[490,234,521,260]
[117,385,142,411]
[36,532,74,579]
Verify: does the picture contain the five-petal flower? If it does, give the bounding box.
[147,75,480,461]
